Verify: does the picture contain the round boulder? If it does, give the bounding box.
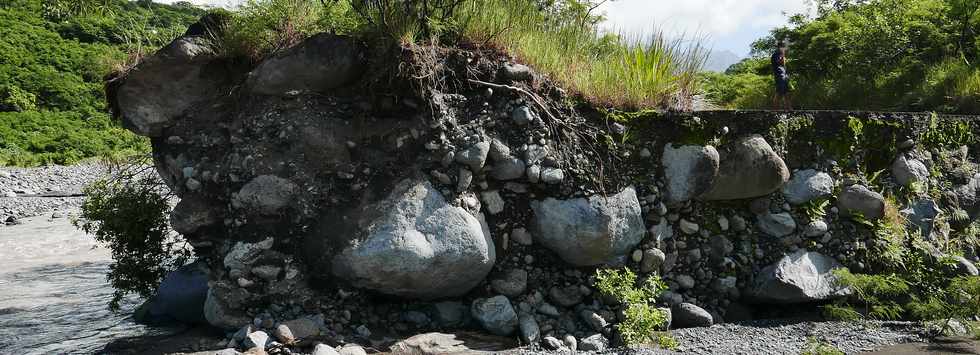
[247,34,365,96]
[330,179,495,299]
[662,144,720,204]
[782,169,834,205]
[837,184,886,220]
[700,135,789,201]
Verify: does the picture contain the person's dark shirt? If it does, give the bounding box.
[771,50,787,79]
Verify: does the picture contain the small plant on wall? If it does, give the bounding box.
[595,267,673,347]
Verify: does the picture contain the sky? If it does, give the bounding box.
[158,0,810,57]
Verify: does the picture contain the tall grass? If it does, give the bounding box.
[458,0,708,109]
[208,0,708,109]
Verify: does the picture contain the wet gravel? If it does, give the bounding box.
[0,164,108,222]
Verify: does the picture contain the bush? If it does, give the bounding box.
[74,157,190,311]
[595,268,671,346]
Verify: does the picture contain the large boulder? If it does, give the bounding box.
[700,135,790,201]
[471,296,519,336]
[672,303,713,328]
[837,185,886,220]
[892,154,929,187]
[749,250,848,303]
[170,194,222,235]
[247,34,365,96]
[530,186,645,266]
[954,174,980,219]
[233,175,298,215]
[114,36,234,137]
[389,332,514,355]
[662,144,719,204]
[782,169,834,205]
[204,289,250,330]
[331,179,495,299]
[134,261,209,325]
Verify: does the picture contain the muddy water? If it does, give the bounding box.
[0,215,178,355]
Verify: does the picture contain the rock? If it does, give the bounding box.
[579,334,608,351]
[757,212,797,237]
[280,317,320,342]
[631,249,643,263]
[672,303,713,328]
[749,250,849,303]
[134,261,208,325]
[170,195,221,235]
[838,185,886,220]
[709,235,734,263]
[432,301,469,327]
[511,228,532,246]
[782,169,835,205]
[579,310,607,332]
[730,215,747,231]
[530,186,645,266]
[312,344,341,355]
[549,285,583,307]
[563,335,577,351]
[542,336,563,350]
[537,303,560,317]
[114,36,233,137]
[679,219,699,234]
[519,314,540,344]
[676,274,695,289]
[481,190,505,215]
[700,135,790,200]
[331,179,494,299]
[247,34,364,95]
[952,256,979,276]
[640,248,666,273]
[491,157,525,180]
[251,265,280,281]
[234,175,298,215]
[471,296,519,336]
[203,289,250,330]
[243,330,269,350]
[274,324,296,345]
[512,106,533,126]
[501,63,533,82]
[893,154,929,187]
[662,144,720,204]
[224,238,274,271]
[455,141,491,171]
[338,345,367,355]
[526,165,541,183]
[490,269,528,297]
[718,215,730,231]
[649,220,673,245]
[390,332,511,355]
[488,139,511,161]
[901,199,941,239]
[803,220,829,237]
[401,311,430,327]
[540,167,564,184]
[457,168,473,192]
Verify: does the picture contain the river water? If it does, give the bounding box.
[0,215,177,355]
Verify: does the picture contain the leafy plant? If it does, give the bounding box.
[595,268,669,346]
[801,337,844,355]
[74,156,190,311]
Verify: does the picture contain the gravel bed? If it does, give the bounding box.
[0,163,108,221]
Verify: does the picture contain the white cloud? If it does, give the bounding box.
[598,0,809,54]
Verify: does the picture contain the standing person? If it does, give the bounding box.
[771,40,792,110]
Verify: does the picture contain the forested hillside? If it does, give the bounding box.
[0,0,203,166]
[704,0,980,113]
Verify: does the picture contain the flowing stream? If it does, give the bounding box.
[0,215,177,355]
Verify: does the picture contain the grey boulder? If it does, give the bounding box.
[749,250,848,303]
[579,334,609,351]
[756,212,797,237]
[700,135,790,201]
[838,185,886,220]
[662,144,719,204]
[247,34,364,95]
[331,179,495,299]
[490,269,528,297]
[203,289,250,330]
[672,302,713,328]
[901,200,941,239]
[893,154,929,187]
[233,175,298,215]
[471,296,519,336]
[530,186,645,266]
[170,194,221,235]
[952,256,979,276]
[782,169,834,205]
[455,141,491,171]
[115,36,233,137]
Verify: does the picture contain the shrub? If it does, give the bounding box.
[801,338,844,355]
[74,156,189,311]
[595,268,670,346]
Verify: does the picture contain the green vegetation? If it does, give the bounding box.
[0,0,203,166]
[704,0,980,113]
[595,268,672,346]
[74,157,190,311]
[801,338,845,355]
